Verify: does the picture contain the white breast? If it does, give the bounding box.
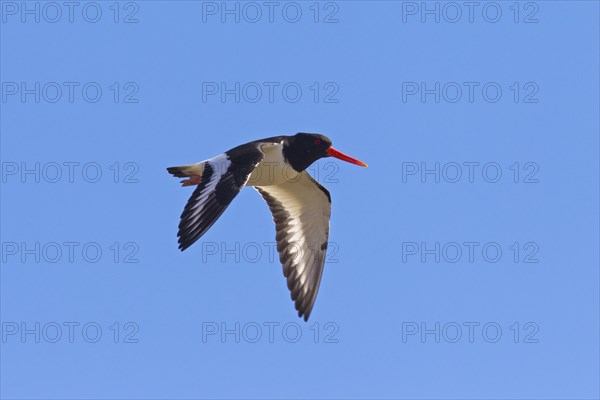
[246,142,300,186]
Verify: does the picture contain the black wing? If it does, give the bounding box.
[177,150,263,251]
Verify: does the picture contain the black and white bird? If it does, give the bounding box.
[167,133,367,320]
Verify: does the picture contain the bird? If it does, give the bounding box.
[166,132,367,320]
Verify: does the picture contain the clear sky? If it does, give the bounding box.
[1,1,599,399]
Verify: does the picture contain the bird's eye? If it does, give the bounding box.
[313,139,321,145]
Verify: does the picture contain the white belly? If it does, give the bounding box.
[246,143,300,186]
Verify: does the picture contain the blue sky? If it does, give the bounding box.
[1,1,599,399]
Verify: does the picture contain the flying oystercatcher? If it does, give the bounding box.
[167,133,367,320]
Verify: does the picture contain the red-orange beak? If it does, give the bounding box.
[326,147,368,167]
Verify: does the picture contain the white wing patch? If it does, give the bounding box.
[177,152,263,251]
[183,155,231,228]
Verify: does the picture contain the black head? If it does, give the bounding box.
[283,133,334,172]
[284,132,368,172]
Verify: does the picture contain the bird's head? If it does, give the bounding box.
[286,133,368,171]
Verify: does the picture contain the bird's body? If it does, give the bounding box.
[249,141,299,186]
[167,133,367,320]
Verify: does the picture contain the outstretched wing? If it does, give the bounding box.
[175,151,263,251]
[255,171,331,321]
